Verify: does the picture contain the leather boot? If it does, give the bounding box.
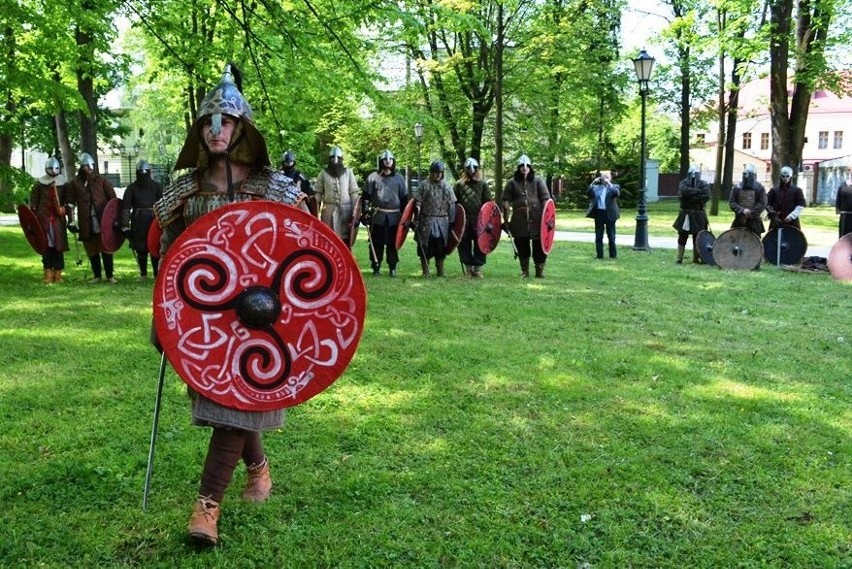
[187,496,220,546]
[676,245,685,264]
[436,258,445,277]
[242,457,272,502]
[520,258,530,278]
[420,258,430,277]
[53,270,64,283]
[471,266,483,278]
[534,264,545,278]
[43,269,53,284]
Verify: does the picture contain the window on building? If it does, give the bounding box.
[834,131,843,149]
[742,132,752,149]
[696,133,705,144]
[818,131,829,149]
[760,133,769,150]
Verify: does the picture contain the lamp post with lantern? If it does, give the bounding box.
[632,49,655,251]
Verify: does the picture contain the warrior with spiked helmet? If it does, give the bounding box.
[362,149,408,276]
[454,157,493,277]
[502,154,551,277]
[28,157,72,283]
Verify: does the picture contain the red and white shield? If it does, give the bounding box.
[153,201,367,411]
[475,201,502,254]
[540,198,556,254]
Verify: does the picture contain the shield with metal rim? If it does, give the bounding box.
[153,201,367,411]
[445,203,466,254]
[696,230,716,266]
[395,198,416,250]
[713,228,762,271]
[147,219,163,259]
[101,198,125,253]
[827,233,852,282]
[476,201,502,254]
[348,197,362,248]
[17,203,47,255]
[540,198,556,254]
[762,226,808,266]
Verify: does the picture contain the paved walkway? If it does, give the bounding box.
[1,215,833,258]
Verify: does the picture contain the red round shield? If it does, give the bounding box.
[17,204,48,255]
[147,219,163,259]
[395,198,416,250]
[475,201,502,254]
[445,203,466,254]
[540,198,556,254]
[101,198,125,253]
[153,201,367,411]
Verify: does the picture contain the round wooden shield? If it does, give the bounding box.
[540,198,556,254]
[696,230,716,266]
[348,197,362,248]
[827,233,852,282]
[445,203,466,255]
[153,201,367,411]
[476,201,502,254]
[395,198,416,250]
[100,198,125,253]
[147,219,163,259]
[17,203,47,255]
[714,228,762,271]
[762,226,807,266]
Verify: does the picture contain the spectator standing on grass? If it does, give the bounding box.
[152,63,309,548]
[585,171,621,260]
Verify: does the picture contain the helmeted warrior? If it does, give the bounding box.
[314,145,360,247]
[151,63,308,547]
[121,160,163,279]
[67,151,118,283]
[767,165,806,231]
[413,160,457,277]
[454,157,493,277]
[29,157,71,283]
[729,163,767,235]
[362,149,408,276]
[280,150,316,215]
[673,164,711,263]
[501,154,551,277]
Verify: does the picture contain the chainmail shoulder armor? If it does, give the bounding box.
[154,168,306,229]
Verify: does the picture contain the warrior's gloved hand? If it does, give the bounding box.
[120,225,131,237]
[68,223,79,234]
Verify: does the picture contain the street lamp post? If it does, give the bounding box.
[414,122,423,190]
[121,142,141,185]
[632,49,655,251]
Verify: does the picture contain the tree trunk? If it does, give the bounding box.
[75,15,99,165]
[494,1,504,197]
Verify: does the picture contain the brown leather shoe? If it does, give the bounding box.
[242,458,272,502]
[187,496,220,546]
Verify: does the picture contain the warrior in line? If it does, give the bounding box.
[729,163,767,236]
[67,152,118,284]
[152,63,309,547]
[502,154,551,277]
[413,160,457,277]
[672,164,711,264]
[29,157,71,283]
[767,165,806,231]
[315,145,360,247]
[280,150,317,216]
[362,149,408,277]
[121,160,163,279]
[454,157,493,278]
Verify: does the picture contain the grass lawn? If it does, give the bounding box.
[0,202,849,568]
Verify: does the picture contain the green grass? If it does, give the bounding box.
[0,203,849,568]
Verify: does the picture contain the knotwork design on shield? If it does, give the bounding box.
[153,201,367,411]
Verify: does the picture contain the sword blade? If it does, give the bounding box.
[142,352,168,512]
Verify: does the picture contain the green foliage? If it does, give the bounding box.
[0,166,34,213]
[0,206,849,566]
